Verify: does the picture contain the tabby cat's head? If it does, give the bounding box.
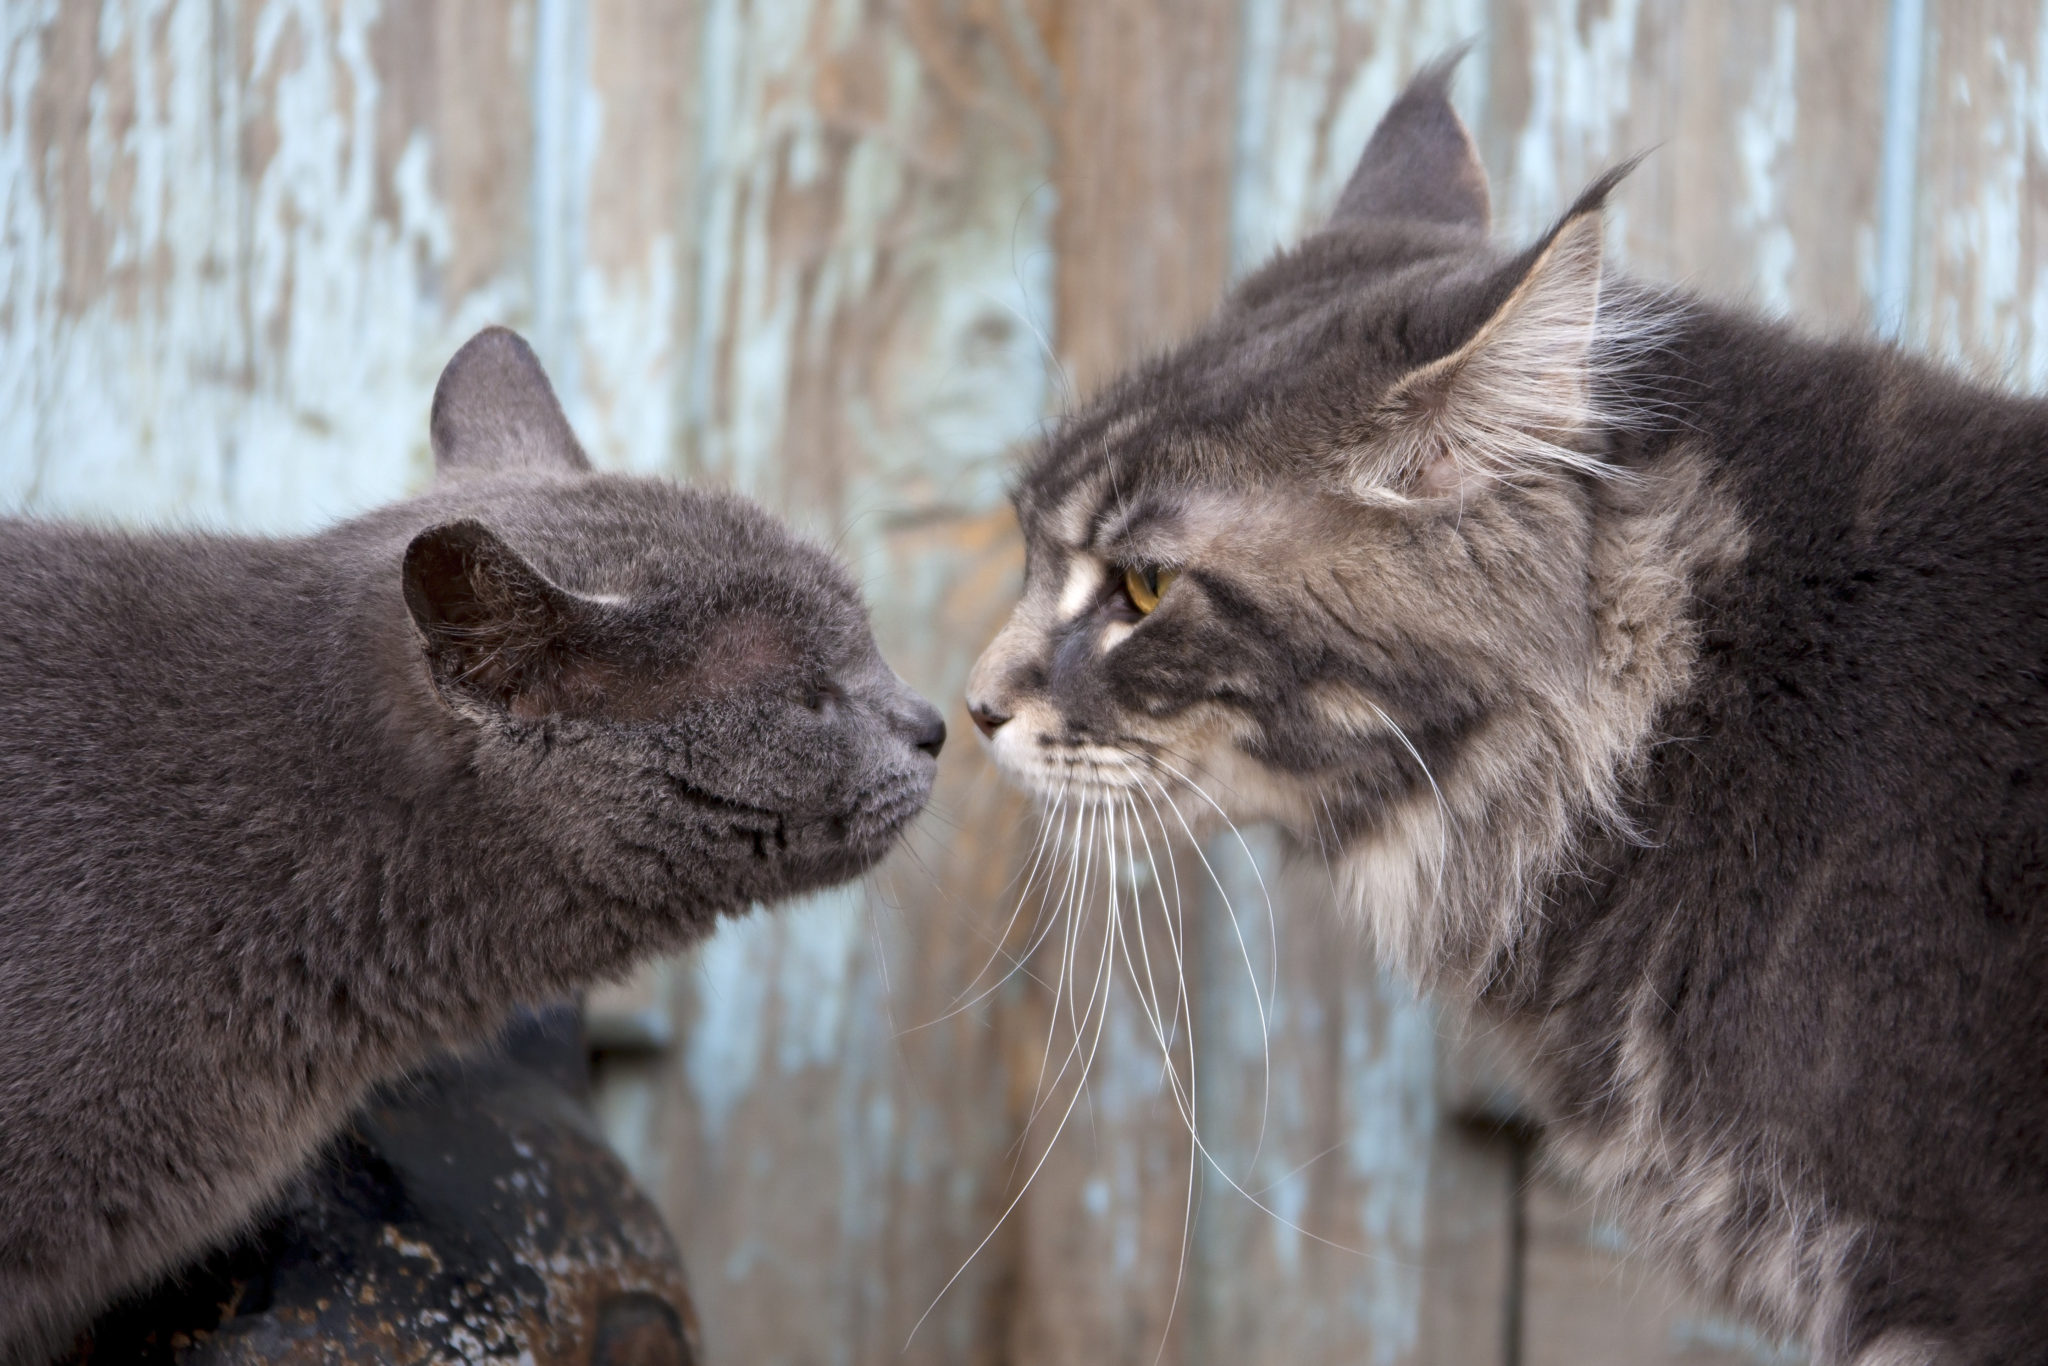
[394,328,943,918]
[967,62,1692,970]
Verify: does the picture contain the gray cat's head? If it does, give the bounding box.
[966,62,1698,971]
[393,328,943,918]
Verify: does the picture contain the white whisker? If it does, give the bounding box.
[905,785,1075,1035]
[906,804,1124,1352]
[1353,695,1458,902]
[1142,759,1276,1167]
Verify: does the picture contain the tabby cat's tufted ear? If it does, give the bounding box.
[1373,189,1611,497]
[403,520,599,716]
[1331,50,1489,232]
[429,327,591,478]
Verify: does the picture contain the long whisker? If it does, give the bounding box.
[1025,796,1093,1133]
[1126,779,1191,1055]
[906,802,1123,1351]
[1112,791,1198,1366]
[1079,798,1124,1148]
[1111,798,1193,1128]
[1142,758,1275,1166]
[1354,694,1457,900]
[1146,744,1285,1060]
[905,783,1077,1035]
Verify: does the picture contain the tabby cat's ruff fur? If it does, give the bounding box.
[0,328,943,1361]
[968,61,2048,1364]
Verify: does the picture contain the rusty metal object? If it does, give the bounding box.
[68,1010,699,1365]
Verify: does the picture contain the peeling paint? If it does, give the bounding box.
[0,0,528,533]
[1505,0,1644,241]
[9,2,2019,1362]
[1735,8,1799,317]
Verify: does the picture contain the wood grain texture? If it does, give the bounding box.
[0,0,534,531]
[1480,0,1887,330]
[1912,0,2048,387]
[589,3,1068,1361]
[1231,0,1488,270]
[1049,0,1239,389]
[4,2,2029,1362]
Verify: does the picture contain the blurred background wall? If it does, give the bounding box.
[0,2,2038,1363]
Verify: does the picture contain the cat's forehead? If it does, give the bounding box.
[469,477,869,648]
[1014,224,1510,544]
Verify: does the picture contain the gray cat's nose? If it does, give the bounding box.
[900,700,946,758]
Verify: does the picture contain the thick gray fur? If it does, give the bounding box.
[0,327,942,1362]
[970,57,2048,1365]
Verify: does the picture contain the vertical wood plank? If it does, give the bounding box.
[0,0,535,531]
[995,2,1239,1361]
[602,2,1068,1361]
[1911,1,2048,387]
[1047,0,1239,390]
[1481,0,1888,330]
[541,0,700,474]
[1182,853,1441,1366]
[1230,0,1489,271]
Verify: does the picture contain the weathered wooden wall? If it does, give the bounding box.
[1,2,2037,1362]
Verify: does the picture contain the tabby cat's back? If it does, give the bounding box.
[0,327,944,1362]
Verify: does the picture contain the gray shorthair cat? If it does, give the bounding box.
[968,60,2048,1365]
[0,327,944,1362]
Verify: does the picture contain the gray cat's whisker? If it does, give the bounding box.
[1351,693,1456,901]
[908,832,1122,1353]
[1062,798,1102,1042]
[1143,759,1277,1163]
[1029,804,1123,1139]
[1145,744,1285,1038]
[1111,795,1202,1366]
[918,783,1075,1030]
[1111,799,1194,1128]
[1024,798,1092,1132]
[1026,793,1117,1133]
[1114,797,1179,1068]
[1128,776,1195,1057]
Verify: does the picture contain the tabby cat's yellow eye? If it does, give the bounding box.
[1123,565,1178,615]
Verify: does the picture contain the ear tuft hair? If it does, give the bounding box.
[429,327,591,479]
[1332,47,1490,232]
[1371,162,1661,497]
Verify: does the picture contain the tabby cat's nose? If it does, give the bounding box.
[968,701,1009,738]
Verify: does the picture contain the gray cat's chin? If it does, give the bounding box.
[779,770,934,891]
[841,775,935,859]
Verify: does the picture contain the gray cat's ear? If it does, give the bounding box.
[403,520,596,715]
[429,327,592,478]
[1331,49,1489,232]
[1371,180,1618,497]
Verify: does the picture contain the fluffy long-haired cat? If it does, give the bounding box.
[967,60,2048,1364]
[0,326,944,1362]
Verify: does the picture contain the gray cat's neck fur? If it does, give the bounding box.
[1338,431,1736,996]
